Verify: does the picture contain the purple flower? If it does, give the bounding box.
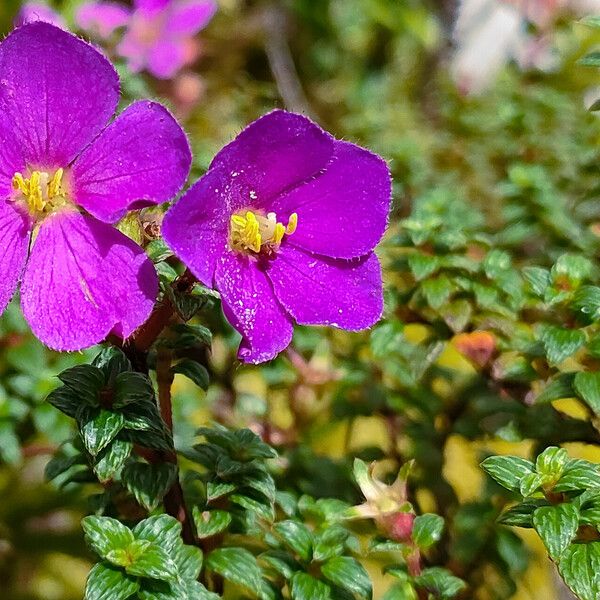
[0,23,191,350]
[15,2,66,28]
[162,111,391,363]
[75,1,131,39]
[76,0,217,78]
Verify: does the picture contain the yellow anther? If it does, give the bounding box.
[286,212,298,235]
[229,209,298,255]
[11,168,66,216]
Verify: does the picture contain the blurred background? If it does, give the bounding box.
[2,0,600,598]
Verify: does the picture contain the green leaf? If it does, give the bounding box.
[519,473,546,497]
[536,446,569,479]
[93,439,132,483]
[133,514,182,551]
[581,15,600,28]
[532,504,580,560]
[321,556,372,599]
[46,387,83,418]
[290,572,332,600]
[79,409,125,456]
[408,253,439,281]
[174,544,203,580]
[205,547,263,594]
[574,372,600,414]
[82,516,134,561]
[172,359,210,390]
[192,508,232,538]
[58,364,104,403]
[572,286,600,319]
[85,563,139,600]
[498,500,549,528]
[539,326,586,365]
[93,347,131,384]
[274,520,313,562]
[113,372,156,408]
[147,239,173,262]
[522,267,550,297]
[555,459,600,492]
[312,526,350,562]
[124,544,179,581]
[422,275,454,310]
[122,462,178,512]
[412,513,444,549]
[481,455,535,491]
[579,51,600,67]
[534,373,576,404]
[558,542,600,600]
[413,567,466,599]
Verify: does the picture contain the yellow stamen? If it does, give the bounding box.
[11,168,66,215]
[229,210,298,255]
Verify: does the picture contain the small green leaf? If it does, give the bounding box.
[412,513,444,549]
[82,516,134,561]
[85,563,139,600]
[539,326,586,365]
[133,514,182,551]
[555,459,600,492]
[413,567,466,599]
[481,456,535,491]
[321,556,372,599]
[532,503,579,560]
[79,409,125,456]
[192,508,232,538]
[534,373,576,404]
[58,364,104,403]
[408,253,439,281]
[574,372,600,414]
[581,15,600,28]
[122,462,178,512]
[498,500,549,528]
[93,439,132,483]
[536,446,568,478]
[579,51,600,67]
[519,472,546,497]
[274,520,313,562]
[422,275,454,310]
[113,372,156,408]
[312,525,350,562]
[174,544,203,580]
[522,267,550,297]
[558,542,600,600]
[125,544,179,581]
[572,286,600,319]
[172,359,210,390]
[290,572,332,600]
[205,547,263,594]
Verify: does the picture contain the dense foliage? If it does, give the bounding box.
[5,1,600,599]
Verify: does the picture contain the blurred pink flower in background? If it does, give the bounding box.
[76,1,130,39]
[453,0,600,94]
[76,0,218,79]
[15,2,66,28]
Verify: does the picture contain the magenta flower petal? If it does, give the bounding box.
[268,245,383,330]
[21,211,158,351]
[162,168,234,286]
[72,100,191,223]
[146,39,188,79]
[76,1,131,39]
[210,110,334,204]
[0,23,119,167]
[165,0,217,35]
[215,253,293,363]
[135,0,170,11]
[0,201,32,314]
[271,141,391,259]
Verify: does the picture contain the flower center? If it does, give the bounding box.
[229,210,298,255]
[12,168,67,217]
